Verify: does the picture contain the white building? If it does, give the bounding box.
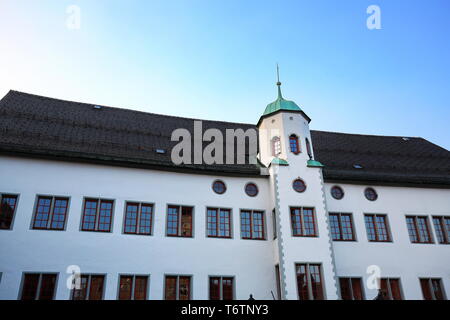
[0,84,449,300]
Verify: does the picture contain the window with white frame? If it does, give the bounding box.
[295,263,324,300]
[20,273,58,300]
[32,196,69,230]
[209,276,234,300]
[71,274,105,300]
[118,275,149,300]
[420,278,446,300]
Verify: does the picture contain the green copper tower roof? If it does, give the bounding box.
[257,66,311,126]
[263,81,303,116]
[262,65,304,116]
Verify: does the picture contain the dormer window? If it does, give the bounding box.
[272,137,281,157]
[289,134,300,154]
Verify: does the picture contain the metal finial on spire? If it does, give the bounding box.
[276,63,283,99]
[276,64,281,86]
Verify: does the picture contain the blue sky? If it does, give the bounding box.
[1,0,449,149]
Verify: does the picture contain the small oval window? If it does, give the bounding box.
[212,180,226,194]
[293,179,307,193]
[245,183,259,197]
[364,187,378,201]
[331,186,344,200]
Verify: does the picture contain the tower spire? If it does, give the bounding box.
[276,63,283,99]
[261,64,306,119]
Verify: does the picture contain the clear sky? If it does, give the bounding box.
[1,0,449,149]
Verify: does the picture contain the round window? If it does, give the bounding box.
[331,186,344,200]
[245,183,259,197]
[212,180,226,194]
[293,179,307,193]
[364,187,378,201]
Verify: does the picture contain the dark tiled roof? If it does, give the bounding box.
[311,131,450,186]
[0,91,261,176]
[1,90,449,186]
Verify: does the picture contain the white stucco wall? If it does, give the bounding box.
[273,165,338,300]
[325,183,450,300]
[276,113,337,300]
[259,111,338,300]
[1,153,449,300]
[0,155,276,300]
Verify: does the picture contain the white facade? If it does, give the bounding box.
[0,94,449,300]
[258,111,339,300]
[0,155,274,300]
[326,183,450,300]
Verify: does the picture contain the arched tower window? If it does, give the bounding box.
[289,134,300,154]
[272,137,281,157]
[306,138,313,159]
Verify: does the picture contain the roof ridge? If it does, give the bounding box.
[1,90,449,184]
[3,90,447,153]
[4,90,256,128]
[311,129,421,140]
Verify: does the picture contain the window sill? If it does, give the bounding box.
[31,228,65,231]
[207,236,232,239]
[410,241,435,244]
[166,234,194,238]
[81,229,112,233]
[123,232,152,236]
[292,235,318,238]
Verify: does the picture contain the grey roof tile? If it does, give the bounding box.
[1,90,449,185]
